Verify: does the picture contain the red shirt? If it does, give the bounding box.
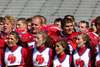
[0,39,5,67]
[73,46,92,67]
[49,31,78,51]
[57,53,72,67]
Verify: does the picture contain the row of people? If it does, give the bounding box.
[0,14,100,67]
[1,31,100,67]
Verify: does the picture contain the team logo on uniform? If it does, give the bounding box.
[35,54,44,64]
[76,58,84,67]
[7,54,16,64]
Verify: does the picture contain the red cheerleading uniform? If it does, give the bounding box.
[4,45,28,67]
[79,31,98,54]
[26,45,53,67]
[53,53,72,67]
[96,51,100,67]
[73,46,93,67]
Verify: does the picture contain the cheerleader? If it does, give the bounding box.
[73,33,94,67]
[26,31,53,67]
[53,38,72,67]
[4,31,28,67]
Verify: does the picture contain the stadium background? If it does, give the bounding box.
[0,0,100,25]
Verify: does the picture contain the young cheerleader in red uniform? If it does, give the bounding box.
[4,31,28,67]
[26,31,53,67]
[53,38,72,67]
[73,33,95,67]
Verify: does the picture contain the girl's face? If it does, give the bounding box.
[55,42,65,55]
[35,34,45,47]
[8,34,18,47]
[76,35,86,48]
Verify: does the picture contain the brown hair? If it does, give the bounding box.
[8,31,23,46]
[61,18,73,29]
[9,31,20,40]
[64,15,75,21]
[27,17,32,23]
[95,16,100,26]
[56,38,70,54]
[17,18,27,25]
[77,33,91,48]
[0,17,4,23]
[79,20,89,28]
[54,18,62,23]
[4,15,15,26]
[37,31,54,48]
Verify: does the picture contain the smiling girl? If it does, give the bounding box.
[27,31,53,67]
[4,31,28,67]
[73,33,93,67]
[53,38,72,67]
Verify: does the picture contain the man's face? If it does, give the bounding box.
[78,23,88,33]
[54,21,61,30]
[67,16,75,26]
[31,18,42,34]
[63,22,74,34]
[4,20,14,34]
[16,20,27,30]
[91,23,97,32]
